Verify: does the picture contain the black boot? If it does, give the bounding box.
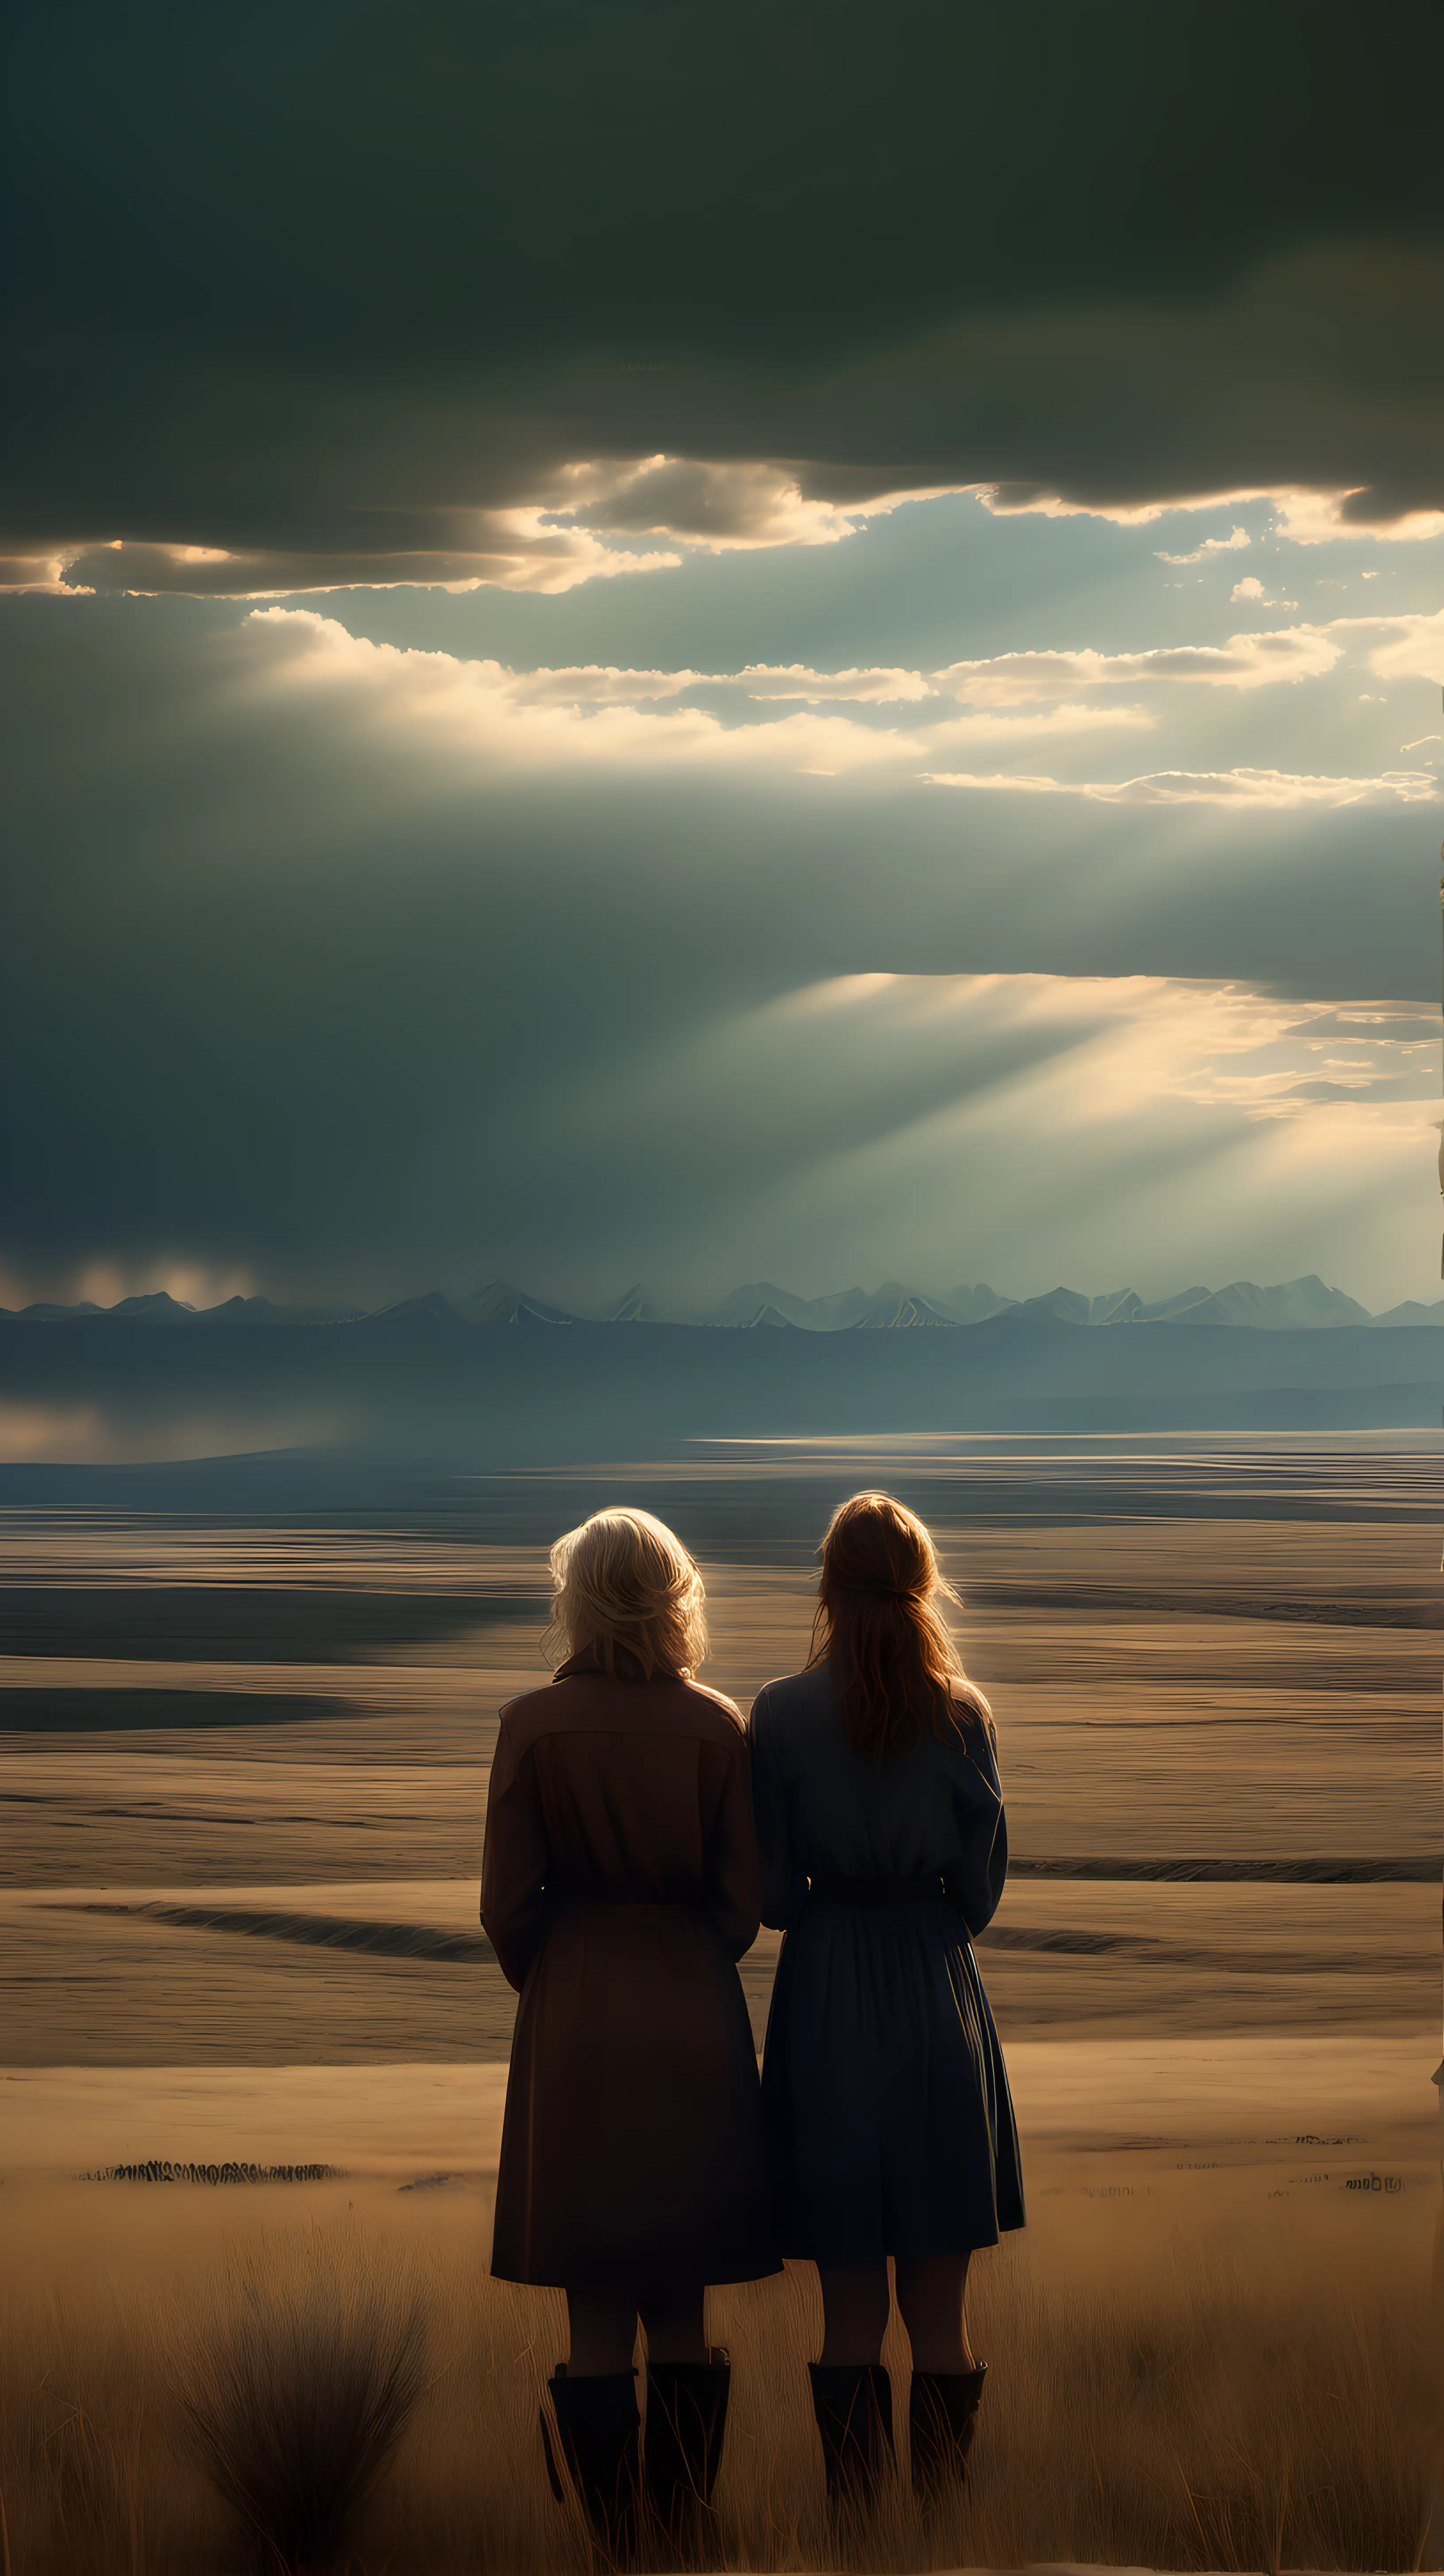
[910,2361,987,2501]
[808,2361,894,2515]
[541,2365,641,2564]
[644,2349,730,2563]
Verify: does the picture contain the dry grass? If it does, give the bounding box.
[177,2241,426,2574]
[0,2183,1435,2575]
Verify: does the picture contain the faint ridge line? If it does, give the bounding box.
[1010,1855,1438,1882]
[50,1897,496,1963]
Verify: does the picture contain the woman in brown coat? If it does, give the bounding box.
[481,1507,776,2558]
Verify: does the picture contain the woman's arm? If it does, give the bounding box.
[945,1722,1007,1937]
[480,1714,551,1992]
[749,1687,807,1933]
[701,1725,764,1961]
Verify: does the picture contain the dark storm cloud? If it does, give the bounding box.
[4,0,1444,581]
[0,596,1434,1303]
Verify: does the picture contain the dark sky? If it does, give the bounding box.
[3,1,1442,1313]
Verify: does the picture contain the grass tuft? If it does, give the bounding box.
[174,2238,425,2576]
[85,2163,345,2186]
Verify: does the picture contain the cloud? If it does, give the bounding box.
[989,481,1444,548]
[545,457,902,550]
[171,609,1439,805]
[1353,609,1444,686]
[924,765,1440,807]
[1267,490,1444,546]
[6,591,1440,1311]
[46,521,684,599]
[8,227,1444,588]
[934,627,1341,704]
[242,609,1034,779]
[729,665,933,704]
[1155,526,1252,565]
[238,610,902,774]
[0,550,85,593]
[232,610,1158,779]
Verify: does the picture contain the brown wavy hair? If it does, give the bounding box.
[809,1491,992,1761]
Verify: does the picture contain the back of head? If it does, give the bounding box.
[545,1506,707,1681]
[812,1490,990,1761]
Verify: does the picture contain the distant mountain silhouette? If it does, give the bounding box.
[453,1280,577,1325]
[8,1299,104,1321]
[200,1295,366,1326]
[1369,1297,1444,1327]
[805,1287,872,1327]
[604,1283,667,1323]
[1011,1287,1093,1326]
[357,1290,467,1333]
[1131,1285,1216,1321]
[705,1281,818,1328]
[7,1269,1433,1334]
[944,1284,1016,1322]
[848,1280,962,1329]
[1085,1288,1144,1324]
[8,1301,1441,1460]
[1155,1276,1372,1329]
[109,1291,197,1323]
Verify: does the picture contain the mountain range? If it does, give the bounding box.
[5,1275,1440,1331]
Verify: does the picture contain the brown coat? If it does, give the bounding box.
[481,1656,778,2296]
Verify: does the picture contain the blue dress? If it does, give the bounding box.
[750,1661,1025,2261]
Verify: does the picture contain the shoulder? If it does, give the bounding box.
[495,1679,567,1754]
[942,1693,1002,1794]
[676,1677,746,1740]
[948,1685,995,1741]
[749,1662,833,1734]
[499,1672,742,1752]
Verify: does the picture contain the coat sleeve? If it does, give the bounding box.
[701,1724,764,1961]
[480,1713,551,1992]
[945,1722,1007,1937]
[749,1686,807,1934]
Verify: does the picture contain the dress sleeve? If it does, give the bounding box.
[945,1721,1007,1937]
[700,1723,764,1961]
[480,1713,552,1992]
[749,1686,807,1933]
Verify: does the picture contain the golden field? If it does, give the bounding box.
[2,1434,1440,2570]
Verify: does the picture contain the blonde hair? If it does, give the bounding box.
[810,1490,992,1762]
[544,1507,707,1680]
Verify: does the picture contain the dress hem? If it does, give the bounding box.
[775,2221,1024,2261]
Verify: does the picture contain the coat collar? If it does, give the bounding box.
[554,1647,682,1686]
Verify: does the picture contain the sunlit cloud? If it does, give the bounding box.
[0,548,86,593]
[1155,525,1252,565]
[14,460,948,599]
[1352,608,1444,685]
[234,606,1442,804]
[975,480,1444,550]
[923,764,1439,807]
[1268,488,1444,545]
[38,522,684,599]
[241,610,921,773]
[728,665,934,704]
[237,610,1156,779]
[545,456,879,549]
[934,629,1341,704]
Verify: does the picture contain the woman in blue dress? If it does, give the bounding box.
[749,1490,1024,2515]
